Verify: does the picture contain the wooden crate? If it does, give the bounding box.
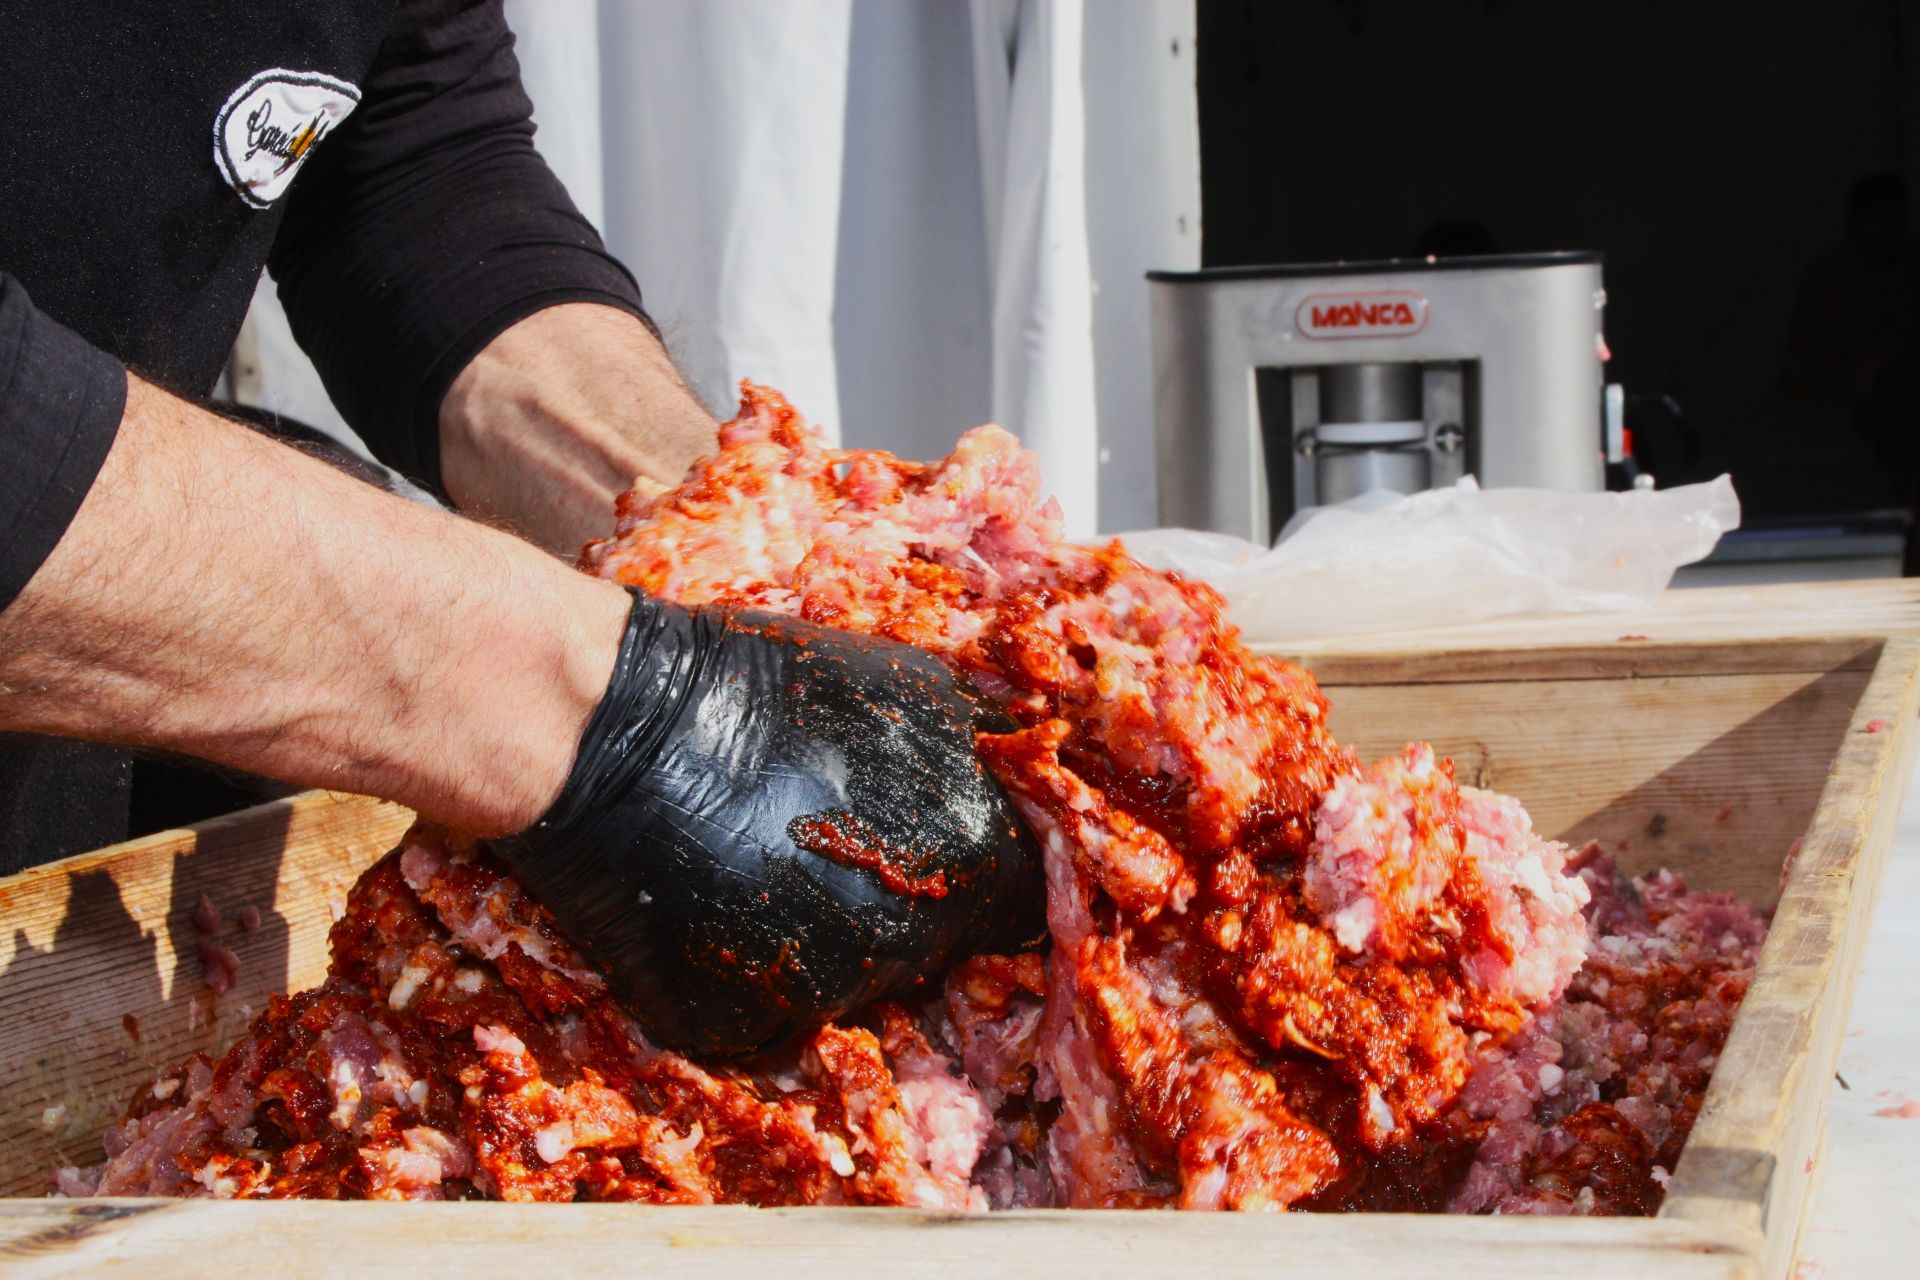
[1,633,1913,1279]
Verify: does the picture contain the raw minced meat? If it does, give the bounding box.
[58,384,1765,1214]
[1304,746,1592,1015]
[1446,847,1769,1215]
[68,837,990,1206]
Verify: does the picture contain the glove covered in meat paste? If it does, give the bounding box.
[492,589,1045,1058]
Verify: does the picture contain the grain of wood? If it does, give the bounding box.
[0,1200,1760,1280]
[1290,635,1883,687]
[1258,579,1920,662]
[1323,666,1869,907]
[0,792,411,1196]
[1662,636,1920,1280]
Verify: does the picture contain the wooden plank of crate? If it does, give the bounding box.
[0,1199,1759,1280]
[1265,580,1920,664]
[1290,634,1884,687]
[1661,636,1920,1280]
[0,792,412,1195]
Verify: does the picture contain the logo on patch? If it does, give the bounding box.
[213,68,360,209]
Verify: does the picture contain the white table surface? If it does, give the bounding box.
[1799,752,1920,1277]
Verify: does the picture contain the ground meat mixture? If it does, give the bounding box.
[58,385,1769,1212]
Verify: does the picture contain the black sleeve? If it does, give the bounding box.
[0,272,126,614]
[270,0,648,497]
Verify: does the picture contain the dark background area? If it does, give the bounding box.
[1197,0,1920,521]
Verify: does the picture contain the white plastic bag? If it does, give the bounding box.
[1118,476,1740,642]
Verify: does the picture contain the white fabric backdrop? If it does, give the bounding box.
[238,0,1198,534]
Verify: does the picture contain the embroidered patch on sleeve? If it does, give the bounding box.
[213,68,361,209]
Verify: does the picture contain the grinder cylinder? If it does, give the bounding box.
[1320,362,1422,425]
[1317,444,1430,501]
[1314,362,1430,503]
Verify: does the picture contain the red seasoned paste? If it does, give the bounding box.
[787,812,950,899]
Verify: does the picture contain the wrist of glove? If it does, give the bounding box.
[493,588,1044,1058]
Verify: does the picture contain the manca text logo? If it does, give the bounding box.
[1296,291,1430,339]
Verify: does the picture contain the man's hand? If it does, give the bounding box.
[0,373,631,835]
[439,303,718,558]
[493,594,1046,1058]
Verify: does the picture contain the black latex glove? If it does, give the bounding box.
[492,589,1046,1058]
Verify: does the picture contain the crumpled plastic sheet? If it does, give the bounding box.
[1118,476,1740,642]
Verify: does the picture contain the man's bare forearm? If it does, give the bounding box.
[0,373,630,835]
[439,303,719,557]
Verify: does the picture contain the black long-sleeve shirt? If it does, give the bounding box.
[0,0,649,867]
